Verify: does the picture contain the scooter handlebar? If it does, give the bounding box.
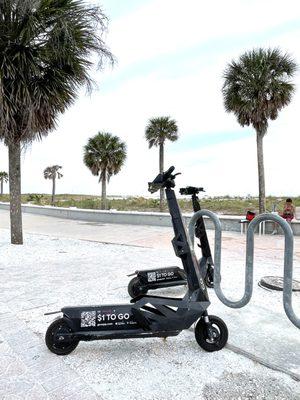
[148,166,179,193]
[179,186,205,196]
[162,166,175,181]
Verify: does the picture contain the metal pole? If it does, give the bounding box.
[247,213,299,329]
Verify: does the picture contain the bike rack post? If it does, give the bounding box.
[188,211,300,329]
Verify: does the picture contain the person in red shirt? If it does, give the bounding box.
[281,198,295,223]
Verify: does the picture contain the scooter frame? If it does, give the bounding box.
[45,167,228,355]
[188,187,214,288]
[127,186,214,298]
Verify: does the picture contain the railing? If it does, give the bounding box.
[188,211,300,329]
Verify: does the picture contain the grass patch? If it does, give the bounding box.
[1,193,300,215]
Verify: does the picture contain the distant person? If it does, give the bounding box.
[281,198,295,223]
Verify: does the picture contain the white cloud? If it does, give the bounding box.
[105,0,300,68]
[1,0,300,198]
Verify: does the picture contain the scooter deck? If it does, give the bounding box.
[61,329,181,341]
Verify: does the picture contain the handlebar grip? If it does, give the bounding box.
[162,166,175,180]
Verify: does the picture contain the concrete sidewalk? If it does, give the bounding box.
[0,210,300,399]
[2,209,300,253]
[2,202,300,235]
[0,209,173,248]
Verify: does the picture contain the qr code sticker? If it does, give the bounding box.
[81,311,96,327]
[147,272,157,282]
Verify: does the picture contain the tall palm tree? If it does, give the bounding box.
[44,165,63,206]
[222,48,296,213]
[84,132,127,210]
[145,117,178,211]
[0,1,113,244]
[0,171,8,195]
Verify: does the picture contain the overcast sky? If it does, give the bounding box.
[0,0,300,197]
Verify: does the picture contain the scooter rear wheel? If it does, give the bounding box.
[45,318,79,355]
[195,315,228,352]
[128,277,147,298]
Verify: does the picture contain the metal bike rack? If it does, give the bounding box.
[188,211,300,329]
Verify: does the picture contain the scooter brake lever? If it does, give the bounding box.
[127,271,138,277]
[44,311,61,316]
[171,172,181,179]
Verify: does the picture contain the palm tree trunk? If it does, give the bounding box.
[159,143,164,212]
[101,170,107,210]
[256,131,266,213]
[0,179,3,195]
[8,141,23,244]
[51,177,56,205]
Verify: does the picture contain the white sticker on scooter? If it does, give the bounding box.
[147,272,157,282]
[81,311,96,327]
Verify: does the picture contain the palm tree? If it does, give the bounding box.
[44,166,63,206]
[222,48,297,213]
[0,1,113,244]
[84,133,127,210]
[0,171,8,195]
[145,117,179,211]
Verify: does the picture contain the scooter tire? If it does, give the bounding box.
[195,315,228,352]
[128,277,147,298]
[45,318,79,355]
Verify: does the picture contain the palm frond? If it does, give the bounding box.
[222,47,297,135]
[145,116,179,147]
[43,165,63,179]
[0,0,114,146]
[83,132,127,182]
[0,171,9,182]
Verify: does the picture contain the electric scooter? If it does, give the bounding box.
[127,186,214,298]
[45,167,228,355]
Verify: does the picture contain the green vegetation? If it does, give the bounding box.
[0,1,113,244]
[223,48,297,213]
[84,132,127,210]
[0,171,8,195]
[1,194,299,215]
[44,166,63,205]
[26,194,44,205]
[145,116,179,211]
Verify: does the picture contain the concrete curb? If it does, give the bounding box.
[1,202,299,235]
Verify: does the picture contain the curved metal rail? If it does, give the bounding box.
[188,211,300,329]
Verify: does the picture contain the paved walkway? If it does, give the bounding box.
[0,209,300,399]
[0,209,174,248]
[1,209,300,253]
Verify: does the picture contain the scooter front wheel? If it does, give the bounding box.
[195,315,228,352]
[45,318,79,355]
[128,277,147,298]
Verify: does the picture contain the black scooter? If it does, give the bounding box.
[127,186,214,298]
[45,167,228,355]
